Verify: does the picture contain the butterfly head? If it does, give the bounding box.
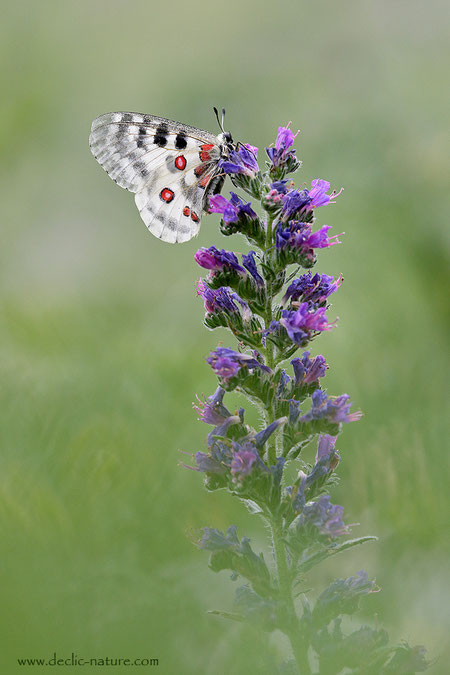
[214,107,235,155]
[217,130,234,154]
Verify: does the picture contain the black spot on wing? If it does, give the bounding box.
[134,161,149,178]
[175,133,187,150]
[154,124,168,147]
[137,126,147,149]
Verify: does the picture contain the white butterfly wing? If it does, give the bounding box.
[89,112,222,243]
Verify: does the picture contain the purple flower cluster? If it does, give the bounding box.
[291,351,328,385]
[188,120,426,673]
[194,414,285,490]
[297,494,349,538]
[194,387,231,426]
[299,389,362,424]
[266,123,299,168]
[195,246,246,276]
[281,181,342,221]
[206,347,271,383]
[280,303,335,344]
[195,280,251,319]
[275,221,341,258]
[209,192,258,224]
[282,272,343,306]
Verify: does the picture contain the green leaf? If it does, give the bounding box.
[297,536,378,573]
[242,499,264,515]
[331,536,378,553]
[207,609,245,622]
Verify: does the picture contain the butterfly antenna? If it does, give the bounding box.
[221,107,226,131]
[213,106,225,133]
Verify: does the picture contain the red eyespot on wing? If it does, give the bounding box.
[175,155,186,170]
[183,206,190,217]
[194,164,207,177]
[191,211,199,223]
[160,188,174,203]
[199,143,214,162]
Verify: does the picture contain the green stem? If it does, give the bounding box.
[263,214,277,464]
[271,516,310,674]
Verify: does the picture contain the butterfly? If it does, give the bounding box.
[89,108,235,244]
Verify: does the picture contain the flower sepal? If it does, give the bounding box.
[196,281,263,348]
[205,269,266,315]
[230,172,264,200]
[268,153,302,181]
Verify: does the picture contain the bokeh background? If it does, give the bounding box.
[1,1,449,673]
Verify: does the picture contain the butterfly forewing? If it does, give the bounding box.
[89,112,224,243]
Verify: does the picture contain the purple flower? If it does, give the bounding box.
[252,417,287,448]
[194,451,227,474]
[282,272,343,306]
[271,180,289,194]
[315,434,338,464]
[308,179,343,208]
[298,495,349,538]
[220,145,259,177]
[291,351,328,385]
[207,347,271,383]
[275,125,297,152]
[293,437,339,490]
[195,280,239,314]
[299,389,362,424]
[280,303,334,344]
[281,181,342,220]
[195,281,252,322]
[195,246,246,276]
[282,189,312,221]
[305,434,340,483]
[209,192,257,224]
[194,387,231,425]
[275,221,341,253]
[208,354,240,380]
[304,224,342,249]
[231,447,259,482]
[244,143,258,157]
[266,123,299,167]
[230,434,285,485]
[241,251,264,286]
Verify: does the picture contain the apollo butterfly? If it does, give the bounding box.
[89,109,236,244]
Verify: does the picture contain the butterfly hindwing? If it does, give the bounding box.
[90,112,224,242]
[135,167,206,244]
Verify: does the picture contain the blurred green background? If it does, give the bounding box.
[1,1,448,673]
